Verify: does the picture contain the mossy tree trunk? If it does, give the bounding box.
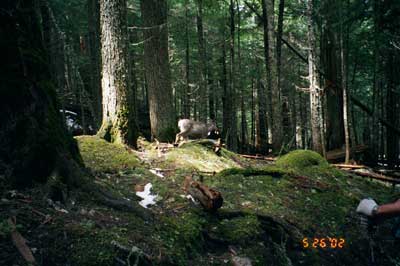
[0,0,83,188]
[140,0,176,142]
[98,0,138,147]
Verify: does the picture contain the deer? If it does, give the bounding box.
[175,119,220,144]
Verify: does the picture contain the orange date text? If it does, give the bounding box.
[302,237,345,249]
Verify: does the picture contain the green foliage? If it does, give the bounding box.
[275,150,329,170]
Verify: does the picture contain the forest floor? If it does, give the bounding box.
[1,136,400,266]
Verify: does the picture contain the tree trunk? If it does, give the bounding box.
[196,0,208,122]
[88,0,102,130]
[98,0,138,146]
[227,0,238,151]
[183,0,191,118]
[321,0,344,151]
[262,0,282,153]
[0,0,83,188]
[221,27,230,141]
[307,0,325,156]
[340,8,350,163]
[208,47,216,120]
[140,0,176,141]
[277,0,289,145]
[237,0,247,151]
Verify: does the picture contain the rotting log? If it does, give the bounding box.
[183,175,223,211]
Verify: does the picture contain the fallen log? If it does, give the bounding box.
[184,175,223,211]
[332,164,367,169]
[349,170,400,185]
[326,145,367,162]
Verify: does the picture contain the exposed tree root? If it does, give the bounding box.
[83,184,153,221]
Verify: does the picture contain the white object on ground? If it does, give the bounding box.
[136,183,158,208]
[150,169,164,178]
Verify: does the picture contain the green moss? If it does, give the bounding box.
[213,215,262,244]
[163,144,241,172]
[218,166,291,178]
[75,136,140,173]
[160,211,207,265]
[276,150,329,170]
[68,228,116,265]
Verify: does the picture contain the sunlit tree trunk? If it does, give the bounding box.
[340,5,350,163]
[98,0,138,146]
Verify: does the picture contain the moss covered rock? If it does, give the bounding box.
[276,150,329,170]
[76,136,140,173]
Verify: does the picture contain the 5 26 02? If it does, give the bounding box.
[302,237,345,249]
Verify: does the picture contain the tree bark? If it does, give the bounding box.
[183,0,191,118]
[307,0,325,156]
[140,0,176,141]
[0,0,83,187]
[221,29,230,141]
[262,0,282,152]
[98,0,138,147]
[227,0,238,151]
[340,5,350,163]
[88,0,102,130]
[321,0,344,151]
[196,0,208,122]
[237,0,247,151]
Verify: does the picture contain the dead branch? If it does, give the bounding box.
[8,217,36,264]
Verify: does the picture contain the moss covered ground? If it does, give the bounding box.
[1,138,400,266]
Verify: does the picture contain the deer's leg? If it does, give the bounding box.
[175,130,190,143]
[175,133,182,143]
